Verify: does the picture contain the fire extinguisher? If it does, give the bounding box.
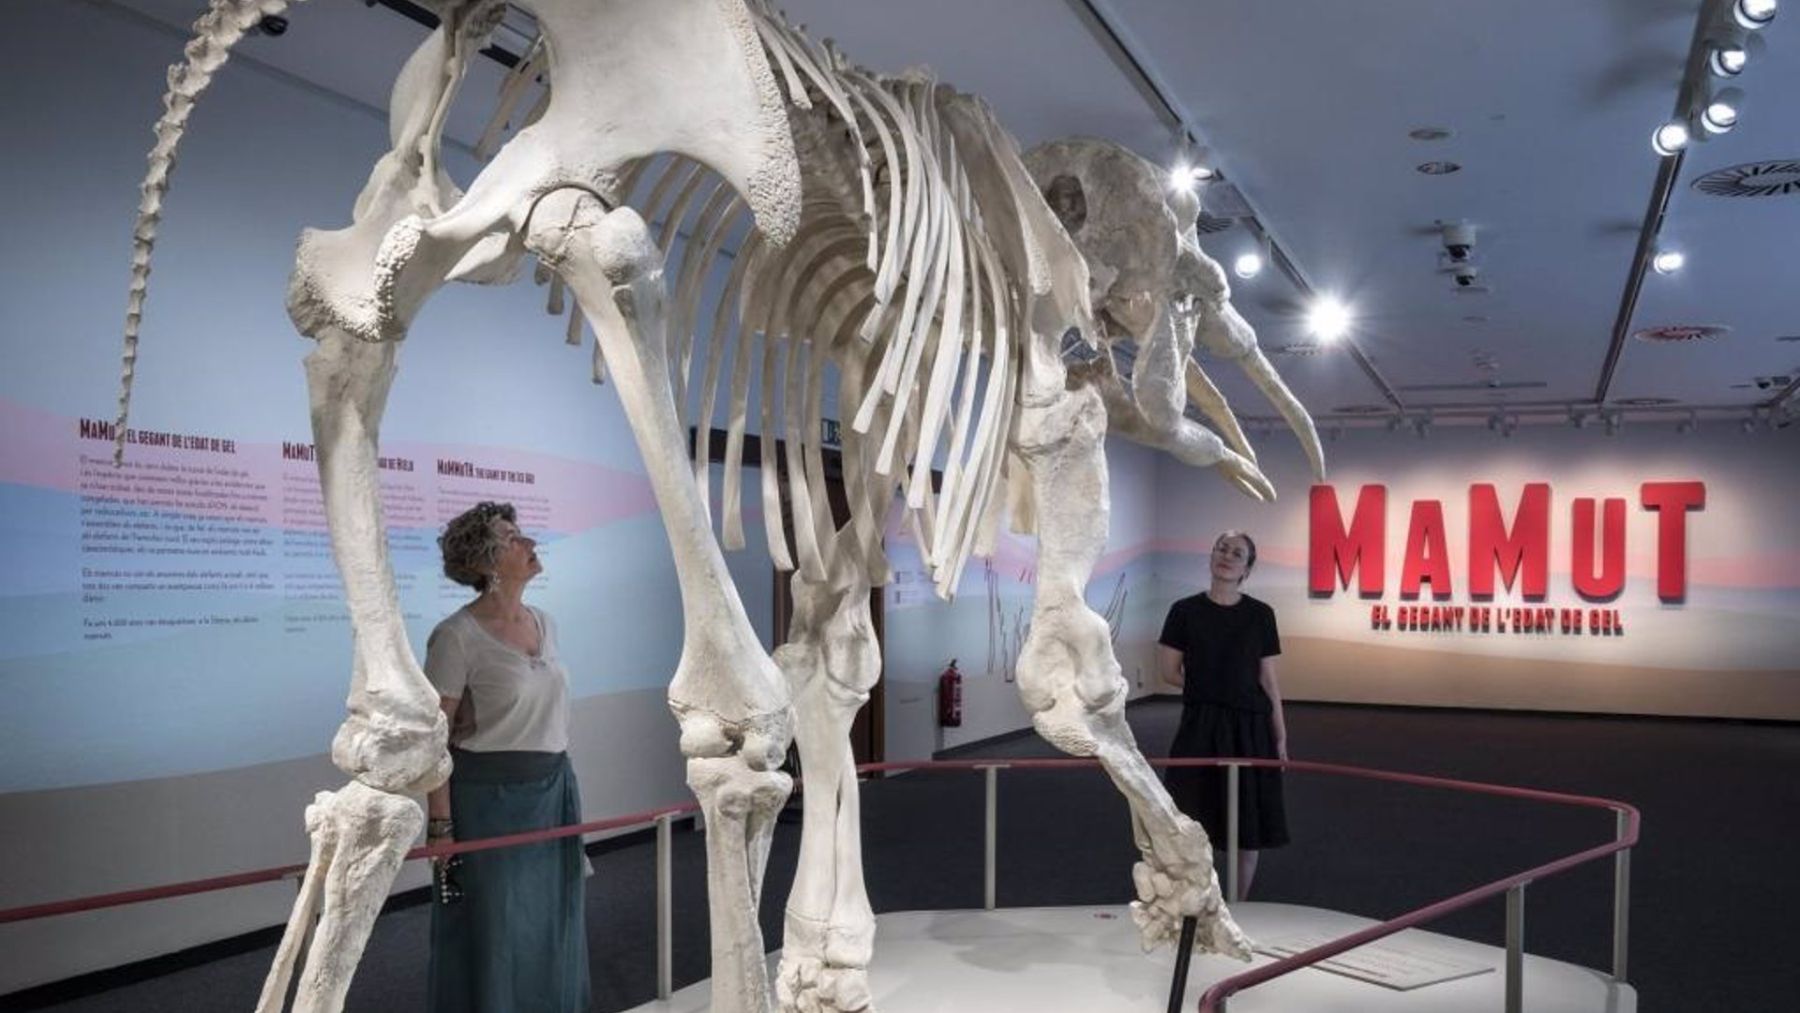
[937,659,963,728]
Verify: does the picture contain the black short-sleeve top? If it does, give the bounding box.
[1159,593,1282,712]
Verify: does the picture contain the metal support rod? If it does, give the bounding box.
[984,765,1000,910]
[656,813,674,1000]
[1226,763,1241,904]
[1612,809,1631,982]
[1505,883,1526,1013]
[1165,916,1199,1013]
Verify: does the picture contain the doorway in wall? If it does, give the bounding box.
[693,427,886,765]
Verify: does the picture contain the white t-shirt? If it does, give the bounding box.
[423,605,572,754]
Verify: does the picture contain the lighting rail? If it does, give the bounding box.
[1061,0,1407,412]
[1599,0,1782,405]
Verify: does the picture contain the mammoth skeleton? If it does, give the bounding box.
[116,1,1323,1010]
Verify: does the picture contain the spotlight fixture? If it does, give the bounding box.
[1676,411,1698,435]
[1168,136,1216,193]
[1500,415,1518,439]
[1651,121,1690,156]
[1233,250,1265,280]
[1733,0,1778,31]
[1487,411,1504,432]
[1385,415,1404,434]
[1569,409,1589,429]
[1413,413,1432,439]
[1305,295,1352,343]
[1604,411,1622,437]
[1168,162,1214,191]
[1711,42,1750,76]
[1701,87,1743,134]
[1652,249,1686,274]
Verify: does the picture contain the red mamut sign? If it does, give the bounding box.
[1310,482,1705,602]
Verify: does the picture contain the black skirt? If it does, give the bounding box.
[1165,703,1289,850]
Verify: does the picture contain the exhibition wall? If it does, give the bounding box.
[1150,422,1800,720]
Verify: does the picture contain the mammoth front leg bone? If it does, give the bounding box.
[774,526,881,1013]
[1011,374,1251,961]
[304,330,451,794]
[524,190,792,1013]
[251,324,452,1013]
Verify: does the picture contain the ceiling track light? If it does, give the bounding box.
[1604,411,1623,436]
[1652,248,1686,274]
[1169,162,1214,191]
[1305,295,1353,343]
[1733,0,1778,31]
[1676,411,1698,435]
[1233,232,1271,280]
[1701,86,1743,134]
[1651,120,1691,156]
[1168,133,1215,192]
[1710,42,1749,76]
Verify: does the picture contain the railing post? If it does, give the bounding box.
[656,813,674,1000]
[983,765,1000,910]
[1226,763,1241,904]
[1612,809,1631,982]
[1505,882,1525,1013]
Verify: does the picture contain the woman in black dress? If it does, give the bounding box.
[1158,530,1289,898]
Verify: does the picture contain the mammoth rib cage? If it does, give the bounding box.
[497,6,1024,600]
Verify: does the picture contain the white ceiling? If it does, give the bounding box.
[108,0,1800,425]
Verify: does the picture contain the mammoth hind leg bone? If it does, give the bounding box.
[774,529,882,1013]
[524,188,794,1013]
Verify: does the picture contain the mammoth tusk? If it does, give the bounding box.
[1184,357,1256,465]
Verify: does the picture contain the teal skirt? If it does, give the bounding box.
[429,749,591,1013]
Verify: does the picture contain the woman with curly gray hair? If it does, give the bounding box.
[423,501,590,1012]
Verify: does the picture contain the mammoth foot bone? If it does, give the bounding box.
[777,913,873,1013]
[1128,814,1250,958]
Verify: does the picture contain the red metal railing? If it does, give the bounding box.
[1161,758,1638,1012]
[0,798,702,925]
[0,756,1636,1013]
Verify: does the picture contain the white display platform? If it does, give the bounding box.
[629,903,1637,1012]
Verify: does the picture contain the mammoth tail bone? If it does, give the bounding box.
[114,0,308,466]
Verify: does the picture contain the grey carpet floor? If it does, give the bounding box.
[8,700,1797,1012]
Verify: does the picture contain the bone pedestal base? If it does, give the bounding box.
[630,904,1636,1013]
